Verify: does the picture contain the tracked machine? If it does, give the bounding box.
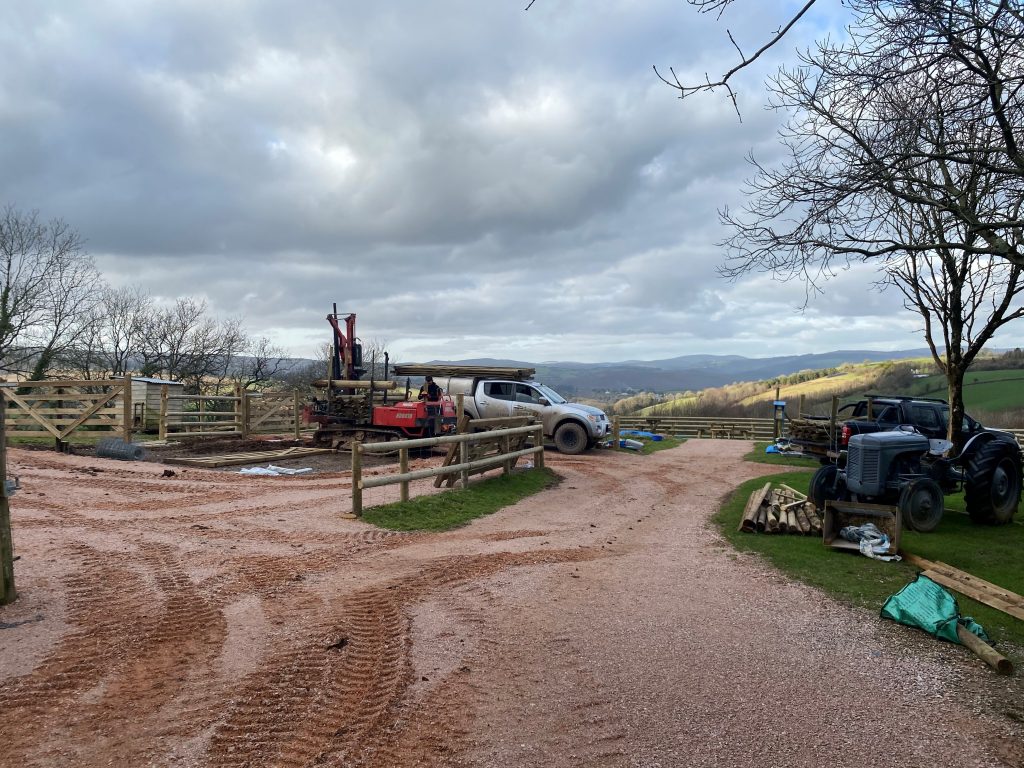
[303,306,456,448]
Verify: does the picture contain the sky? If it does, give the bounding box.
[4,1,1020,364]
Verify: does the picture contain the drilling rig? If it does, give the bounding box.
[302,305,456,447]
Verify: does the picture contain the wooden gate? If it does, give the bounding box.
[0,376,132,443]
[244,391,302,438]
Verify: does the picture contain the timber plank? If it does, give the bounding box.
[164,447,334,468]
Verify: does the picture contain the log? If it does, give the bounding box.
[793,503,811,534]
[956,624,1014,675]
[312,379,398,390]
[772,502,786,533]
[765,504,779,534]
[755,506,767,533]
[786,507,800,534]
[739,482,772,532]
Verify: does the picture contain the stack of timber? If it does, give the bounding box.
[322,391,372,421]
[786,417,834,442]
[739,482,823,536]
[393,364,536,380]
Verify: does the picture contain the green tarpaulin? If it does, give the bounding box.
[880,574,989,645]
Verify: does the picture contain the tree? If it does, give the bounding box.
[719,1,1024,441]
[0,205,103,377]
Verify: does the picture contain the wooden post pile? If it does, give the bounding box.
[738,482,823,536]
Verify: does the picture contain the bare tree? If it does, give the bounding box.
[720,1,1024,439]
[234,335,289,391]
[0,205,102,376]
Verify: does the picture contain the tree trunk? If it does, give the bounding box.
[947,365,967,452]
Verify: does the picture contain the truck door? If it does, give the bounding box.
[910,404,945,440]
[478,381,514,418]
[512,383,547,423]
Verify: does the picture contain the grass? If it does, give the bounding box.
[362,467,560,532]
[908,369,1024,413]
[714,470,1024,655]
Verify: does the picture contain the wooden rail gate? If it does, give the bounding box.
[0,377,132,445]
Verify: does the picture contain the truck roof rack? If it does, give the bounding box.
[393,364,536,380]
[861,393,949,404]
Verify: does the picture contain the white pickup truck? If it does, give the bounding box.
[439,376,610,455]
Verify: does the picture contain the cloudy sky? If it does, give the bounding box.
[5,1,1017,363]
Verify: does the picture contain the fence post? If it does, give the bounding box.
[122,373,133,443]
[293,389,301,440]
[198,395,206,434]
[400,447,409,502]
[534,424,545,469]
[798,394,805,419]
[502,433,511,475]
[235,384,247,438]
[612,415,620,450]
[829,396,839,450]
[351,439,363,516]
[159,385,169,441]
[1,403,15,605]
[456,393,464,424]
[459,438,469,488]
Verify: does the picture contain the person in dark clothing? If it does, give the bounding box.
[418,376,443,437]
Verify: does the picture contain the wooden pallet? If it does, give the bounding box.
[164,446,334,468]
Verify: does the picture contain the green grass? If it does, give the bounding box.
[715,471,1024,655]
[363,467,560,531]
[908,369,1024,413]
[744,441,821,468]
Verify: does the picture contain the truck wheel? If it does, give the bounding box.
[898,478,944,533]
[809,465,846,511]
[964,440,1022,525]
[554,422,588,455]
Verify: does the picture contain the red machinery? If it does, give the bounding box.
[304,306,456,447]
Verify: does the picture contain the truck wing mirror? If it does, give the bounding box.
[538,398,550,406]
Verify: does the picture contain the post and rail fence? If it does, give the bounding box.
[350,423,544,516]
[0,376,133,448]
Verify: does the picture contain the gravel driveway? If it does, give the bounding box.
[0,440,1021,767]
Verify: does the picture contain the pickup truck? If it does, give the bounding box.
[438,376,610,455]
[787,394,1003,460]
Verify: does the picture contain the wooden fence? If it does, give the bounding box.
[351,423,544,515]
[616,415,776,440]
[158,386,311,440]
[1,377,132,444]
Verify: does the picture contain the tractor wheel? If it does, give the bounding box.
[554,422,588,455]
[898,478,944,533]
[809,464,846,511]
[964,440,1022,525]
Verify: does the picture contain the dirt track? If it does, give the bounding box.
[1,441,1022,767]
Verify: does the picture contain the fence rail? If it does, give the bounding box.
[617,415,776,440]
[351,423,544,515]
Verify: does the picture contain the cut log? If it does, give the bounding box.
[779,483,807,500]
[793,503,811,534]
[755,506,767,533]
[739,482,772,533]
[956,624,1014,675]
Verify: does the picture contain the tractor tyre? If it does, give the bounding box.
[964,440,1022,525]
[809,464,846,511]
[898,478,944,533]
[554,421,588,455]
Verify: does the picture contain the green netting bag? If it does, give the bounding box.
[880,574,989,645]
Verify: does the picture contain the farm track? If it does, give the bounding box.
[1,444,1022,767]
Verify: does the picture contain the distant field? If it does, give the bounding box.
[637,395,697,416]
[738,367,880,407]
[908,369,1024,413]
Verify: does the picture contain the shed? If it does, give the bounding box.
[131,377,185,431]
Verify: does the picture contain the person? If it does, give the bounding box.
[418,376,443,437]
[418,376,442,403]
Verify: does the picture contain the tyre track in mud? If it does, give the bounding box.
[204,548,600,768]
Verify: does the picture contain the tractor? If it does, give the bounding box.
[810,429,1022,532]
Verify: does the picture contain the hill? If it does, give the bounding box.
[418,349,931,398]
